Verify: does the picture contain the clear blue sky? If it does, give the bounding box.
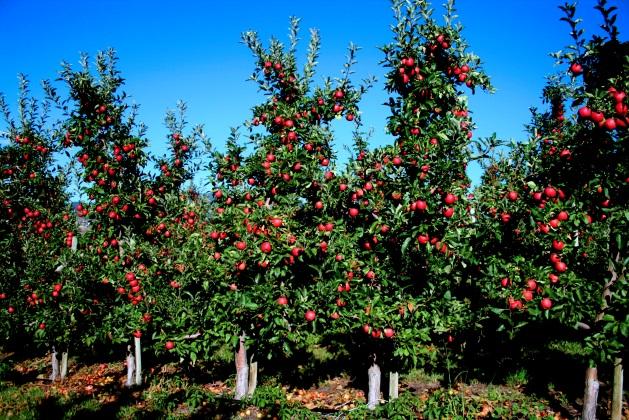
[1,0,626,188]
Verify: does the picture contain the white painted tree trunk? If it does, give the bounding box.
[248,360,258,396]
[49,346,59,381]
[134,336,142,386]
[582,366,599,420]
[611,358,623,420]
[60,351,69,381]
[367,360,381,410]
[125,345,135,388]
[389,371,399,400]
[234,334,249,400]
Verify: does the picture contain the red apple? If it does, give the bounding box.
[305,310,316,322]
[544,186,557,198]
[444,193,457,205]
[415,200,427,212]
[260,242,272,253]
[578,106,592,119]
[552,240,565,251]
[526,279,538,291]
[540,298,553,310]
[569,63,583,75]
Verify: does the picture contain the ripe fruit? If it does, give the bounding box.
[540,298,552,310]
[444,193,457,205]
[507,191,518,201]
[305,310,316,322]
[348,208,359,217]
[526,279,538,291]
[443,207,454,218]
[522,290,533,301]
[509,299,523,311]
[544,186,557,198]
[260,242,272,253]
[501,277,511,287]
[165,341,175,350]
[578,106,592,119]
[383,328,395,338]
[554,261,567,273]
[569,63,583,75]
[604,118,617,131]
[552,240,565,251]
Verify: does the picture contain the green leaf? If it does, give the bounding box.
[401,237,412,254]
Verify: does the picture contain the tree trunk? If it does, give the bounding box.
[611,358,623,420]
[134,336,142,386]
[582,366,599,420]
[367,357,381,410]
[248,360,258,396]
[389,371,399,400]
[60,351,69,381]
[234,333,249,400]
[125,345,135,388]
[49,346,59,382]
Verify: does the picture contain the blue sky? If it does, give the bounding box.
[1,0,626,188]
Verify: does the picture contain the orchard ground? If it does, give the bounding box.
[0,334,627,419]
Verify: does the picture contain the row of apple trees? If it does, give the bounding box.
[0,0,626,415]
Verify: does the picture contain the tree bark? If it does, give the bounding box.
[367,357,381,410]
[248,360,258,396]
[60,351,68,381]
[134,336,142,386]
[389,371,399,400]
[125,345,135,388]
[234,333,249,400]
[49,346,59,381]
[582,366,599,420]
[611,357,623,420]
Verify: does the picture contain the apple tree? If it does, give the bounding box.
[319,0,493,408]
[201,17,370,399]
[473,2,628,418]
